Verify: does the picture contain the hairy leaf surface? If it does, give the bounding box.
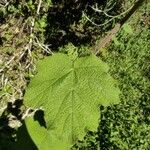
[24,53,120,149]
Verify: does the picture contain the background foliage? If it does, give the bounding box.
[0,0,150,149]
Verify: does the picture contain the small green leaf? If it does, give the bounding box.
[112,36,120,46]
[24,53,120,149]
[39,19,47,28]
[123,23,133,34]
[46,0,52,5]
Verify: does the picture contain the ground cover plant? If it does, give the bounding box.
[0,0,150,150]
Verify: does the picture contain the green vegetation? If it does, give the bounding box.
[0,0,150,150]
[99,26,150,150]
[23,53,120,149]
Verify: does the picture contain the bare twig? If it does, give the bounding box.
[24,18,35,58]
[0,0,10,7]
[34,37,53,54]
[0,56,15,73]
[89,3,135,18]
[37,0,42,15]
[83,0,137,27]
[83,12,115,27]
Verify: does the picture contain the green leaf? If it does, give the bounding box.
[24,53,120,149]
[112,36,120,46]
[25,117,69,150]
[123,23,133,34]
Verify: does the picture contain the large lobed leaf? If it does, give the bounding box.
[24,53,120,149]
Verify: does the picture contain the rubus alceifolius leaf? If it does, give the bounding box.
[24,53,120,150]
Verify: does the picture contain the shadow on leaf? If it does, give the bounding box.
[11,120,38,150]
